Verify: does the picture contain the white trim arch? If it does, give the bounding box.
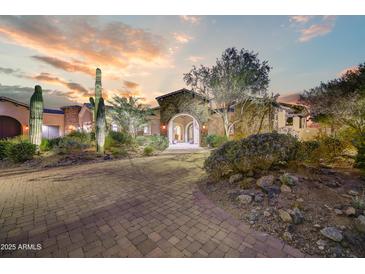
[167,113,200,147]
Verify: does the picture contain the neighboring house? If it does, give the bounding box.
[0,88,317,145]
[0,96,93,139]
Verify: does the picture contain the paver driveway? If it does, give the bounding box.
[0,151,305,257]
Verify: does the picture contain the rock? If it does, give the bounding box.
[103,154,112,160]
[256,175,275,189]
[316,239,327,250]
[263,210,271,217]
[237,194,252,205]
[239,177,255,189]
[229,173,243,184]
[345,207,356,217]
[291,207,304,225]
[314,224,321,229]
[227,190,242,200]
[296,198,304,203]
[246,170,254,177]
[266,186,281,199]
[354,215,365,233]
[254,193,264,203]
[348,190,359,196]
[320,227,343,242]
[283,231,292,241]
[278,209,293,223]
[279,173,298,186]
[280,184,291,193]
[248,209,260,223]
[334,209,343,215]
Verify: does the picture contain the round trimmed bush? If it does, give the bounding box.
[7,141,36,163]
[143,146,154,156]
[0,140,11,160]
[204,132,299,179]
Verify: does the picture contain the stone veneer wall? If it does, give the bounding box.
[62,106,82,134]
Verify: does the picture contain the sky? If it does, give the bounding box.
[0,15,364,108]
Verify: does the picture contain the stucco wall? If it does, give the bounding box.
[0,100,65,137]
[0,100,29,135]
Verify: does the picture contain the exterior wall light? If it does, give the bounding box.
[162,125,166,130]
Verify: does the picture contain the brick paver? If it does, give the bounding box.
[0,151,306,257]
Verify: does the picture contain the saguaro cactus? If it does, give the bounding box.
[29,85,43,150]
[89,68,106,154]
[95,97,106,154]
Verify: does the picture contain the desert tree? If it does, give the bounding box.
[108,96,152,138]
[184,47,271,137]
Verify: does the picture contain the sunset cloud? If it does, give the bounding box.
[0,16,169,76]
[278,92,300,104]
[337,66,359,77]
[32,72,92,98]
[297,16,336,42]
[180,15,201,25]
[32,56,95,76]
[187,56,204,63]
[173,32,193,44]
[289,16,312,24]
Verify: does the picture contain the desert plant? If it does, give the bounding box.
[0,140,11,160]
[205,134,228,148]
[29,85,43,150]
[95,98,106,154]
[53,138,88,154]
[40,139,51,152]
[7,141,36,163]
[204,132,299,179]
[149,135,168,151]
[110,147,128,157]
[143,146,154,156]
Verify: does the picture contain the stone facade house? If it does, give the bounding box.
[0,88,317,146]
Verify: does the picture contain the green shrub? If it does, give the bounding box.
[296,140,320,161]
[149,135,168,151]
[67,131,92,144]
[135,135,168,151]
[135,136,148,146]
[0,140,11,160]
[204,132,299,179]
[7,141,36,163]
[40,139,51,152]
[110,147,128,157]
[353,133,365,169]
[105,131,132,150]
[48,137,63,149]
[54,138,88,154]
[143,146,154,156]
[205,134,228,148]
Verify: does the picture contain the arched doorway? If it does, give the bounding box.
[168,113,200,148]
[0,116,22,139]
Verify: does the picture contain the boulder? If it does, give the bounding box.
[345,207,356,217]
[278,209,293,223]
[254,193,264,203]
[256,175,275,189]
[263,210,271,217]
[237,194,252,205]
[280,184,291,193]
[320,227,343,242]
[229,173,243,184]
[283,231,292,241]
[334,209,343,215]
[279,173,298,186]
[291,207,304,225]
[348,190,359,196]
[354,215,365,233]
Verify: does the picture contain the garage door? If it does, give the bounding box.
[42,125,60,139]
[0,116,22,139]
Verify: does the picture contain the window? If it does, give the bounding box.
[286,117,293,126]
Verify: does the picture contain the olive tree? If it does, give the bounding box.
[184,47,271,137]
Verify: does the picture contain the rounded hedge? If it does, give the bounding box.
[204,132,299,179]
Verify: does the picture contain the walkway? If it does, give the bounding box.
[0,152,305,257]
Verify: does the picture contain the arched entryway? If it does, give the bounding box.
[168,113,200,148]
[0,116,22,139]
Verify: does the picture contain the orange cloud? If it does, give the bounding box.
[187,56,204,63]
[32,56,95,76]
[298,16,336,42]
[0,16,169,76]
[173,32,193,44]
[337,66,359,77]
[33,72,92,99]
[289,16,312,24]
[180,15,201,24]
